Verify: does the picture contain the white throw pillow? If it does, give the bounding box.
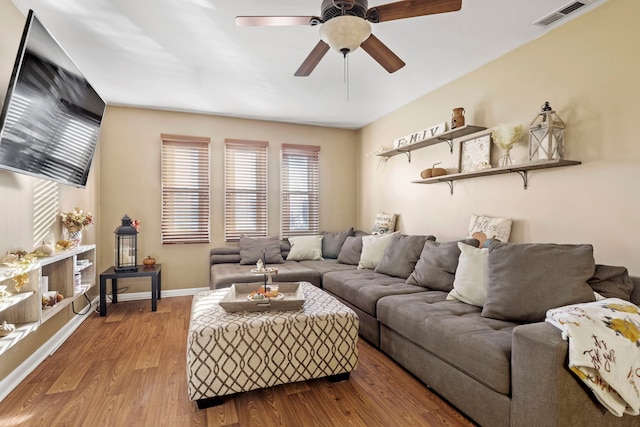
[358,232,397,269]
[286,235,324,261]
[467,213,512,243]
[447,242,489,307]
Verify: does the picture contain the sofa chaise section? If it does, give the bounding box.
[377,291,516,427]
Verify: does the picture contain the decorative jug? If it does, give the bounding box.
[451,107,465,129]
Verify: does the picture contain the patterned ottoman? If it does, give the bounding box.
[187,282,359,407]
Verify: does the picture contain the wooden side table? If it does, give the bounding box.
[99,264,162,316]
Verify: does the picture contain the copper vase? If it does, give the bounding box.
[451,107,465,129]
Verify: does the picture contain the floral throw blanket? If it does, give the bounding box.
[546,298,640,417]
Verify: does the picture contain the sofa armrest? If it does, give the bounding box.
[511,322,636,427]
[210,247,241,265]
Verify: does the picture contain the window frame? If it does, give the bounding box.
[160,133,211,244]
[281,143,320,238]
[223,139,269,242]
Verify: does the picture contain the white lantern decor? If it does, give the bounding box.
[528,102,565,161]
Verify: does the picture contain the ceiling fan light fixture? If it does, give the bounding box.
[320,15,371,54]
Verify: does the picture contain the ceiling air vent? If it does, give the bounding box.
[534,0,597,28]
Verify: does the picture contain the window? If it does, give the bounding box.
[224,139,268,241]
[281,144,320,237]
[160,134,210,244]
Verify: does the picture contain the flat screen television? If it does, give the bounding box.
[0,9,106,188]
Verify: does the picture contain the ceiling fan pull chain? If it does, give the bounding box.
[344,52,350,101]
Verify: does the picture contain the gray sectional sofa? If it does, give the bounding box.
[208,232,640,427]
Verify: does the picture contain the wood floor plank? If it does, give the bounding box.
[0,296,475,427]
[205,398,239,427]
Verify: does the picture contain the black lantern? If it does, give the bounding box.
[114,214,138,271]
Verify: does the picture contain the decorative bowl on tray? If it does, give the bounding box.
[219,282,304,313]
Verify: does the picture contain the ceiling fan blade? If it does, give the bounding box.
[360,34,405,73]
[235,16,318,27]
[367,0,462,23]
[294,41,330,77]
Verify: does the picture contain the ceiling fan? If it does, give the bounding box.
[236,0,463,77]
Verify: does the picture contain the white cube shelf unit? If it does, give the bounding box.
[0,244,96,356]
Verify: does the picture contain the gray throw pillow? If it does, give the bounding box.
[588,264,634,300]
[337,236,364,265]
[406,239,479,290]
[321,228,354,259]
[375,234,435,279]
[482,242,596,323]
[239,236,284,265]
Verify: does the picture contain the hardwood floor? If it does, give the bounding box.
[0,296,475,427]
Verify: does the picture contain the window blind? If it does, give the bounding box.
[160,134,210,244]
[281,144,320,238]
[224,139,268,241]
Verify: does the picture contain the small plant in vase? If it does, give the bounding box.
[491,124,523,167]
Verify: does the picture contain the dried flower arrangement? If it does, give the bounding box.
[60,207,94,231]
[491,124,523,153]
[491,124,524,167]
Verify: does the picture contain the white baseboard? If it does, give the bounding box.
[0,288,208,403]
[112,286,209,301]
[0,295,100,402]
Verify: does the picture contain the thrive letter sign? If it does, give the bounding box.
[393,122,447,148]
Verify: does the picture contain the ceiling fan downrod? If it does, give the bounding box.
[333,0,356,12]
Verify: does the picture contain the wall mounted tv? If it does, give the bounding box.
[0,9,106,188]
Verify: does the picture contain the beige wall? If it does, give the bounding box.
[98,107,357,291]
[357,0,640,275]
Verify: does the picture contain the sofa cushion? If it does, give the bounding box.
[337,236,364,265]
[286,235,324,261]
[406,239,479,291]
[358,232,397,269]
[482,242,596,322]
[375,234,434,279]
[377,292,517,395]
[297,259,357,277]
[323,269,426,317]
[239,236,284,265]
[447,242,489,307]
[588,264,634,301]
[321,228,354,259]
[210,261,320,289]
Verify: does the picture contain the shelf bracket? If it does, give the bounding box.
[515,170,528,189]
[444,181,454,195]
[436,137,455,154]
[402,151,411,163]
[446,139,454,154]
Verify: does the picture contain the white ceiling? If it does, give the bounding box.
[10,0,604,129]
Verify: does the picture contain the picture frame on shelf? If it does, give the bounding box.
[459,134,492,173]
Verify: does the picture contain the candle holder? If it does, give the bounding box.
[250,250,278,297]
